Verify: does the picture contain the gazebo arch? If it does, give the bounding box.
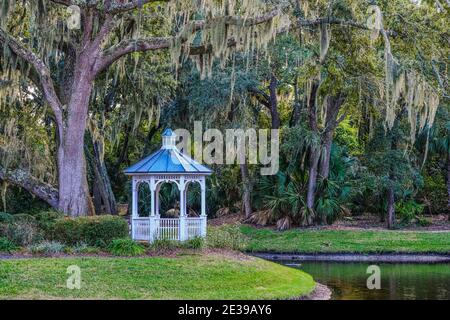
[124,129,212,242]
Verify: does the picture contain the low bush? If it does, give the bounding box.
[33,210,64,239]
[0,212,13,223]
[52,215,129,247]
[396,200,425,224]
[0,237,18,253]
[72,242,101,254]
[28,241,65,255]
[12,213,36,223]
[206,224,247,250]
[108,238,146,256]
[150,238,180,251]
[416,216,432,227]
[0,219,41,246]
[183,236,204,249]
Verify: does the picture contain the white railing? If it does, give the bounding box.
[186,217,202,239]
[132,218,151,241]
[131,216,205,242]
[157,218,179,240]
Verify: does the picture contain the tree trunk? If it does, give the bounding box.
[57,69,94,216]
[306,147,320,209]
[319,94,346,179]
[447,155,450,220]
[91,137,117,215]
[306,80,320,210]
[319,131,333,179]
[291,77,302,126]
[269,73,281,129]
[387,185,396,229]
[240,163,253,218]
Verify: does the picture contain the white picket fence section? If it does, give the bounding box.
[131,216,205,242]
[157,218,180,240]
[186,217,203,239]
[132,218,151,241]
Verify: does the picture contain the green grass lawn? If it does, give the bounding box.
[0,253,315,299]
[240,226,450,253]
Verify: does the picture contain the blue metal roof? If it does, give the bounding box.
[124,129,212,175]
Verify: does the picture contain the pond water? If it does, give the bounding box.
[282,261,450,300]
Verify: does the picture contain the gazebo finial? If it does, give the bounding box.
[162,128,177,149]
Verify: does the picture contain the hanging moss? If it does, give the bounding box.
[165,0,290,79]
[319,22,330,63]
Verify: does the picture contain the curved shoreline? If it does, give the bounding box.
[298,283,332,300]
[251,252,450,263]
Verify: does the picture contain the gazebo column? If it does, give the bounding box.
[200,177,207,238]
[179,176,187,241]
[131,177,138,240]
[155,184,161,216]
[148,178,158,242]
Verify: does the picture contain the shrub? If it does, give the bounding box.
[206,224,247,250]
[150,238,180,251]
[0,237,18,253]
[52,215,129,247]
[1,220,41,246]
[396,200,425,224]
[28,241,65,255]
[416,216,432,227]
[183,236,204,250]
[0,212,13,223]
[72,242,101,254]
[33,210,64,239]
[108,238,146,256]
[12,213,36,223]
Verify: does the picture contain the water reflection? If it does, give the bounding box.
[282,261,450,300]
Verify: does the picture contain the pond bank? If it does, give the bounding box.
[0,252,317,299]
[299,283,332,300]
[239,225,450,253]
[252,252,450,263]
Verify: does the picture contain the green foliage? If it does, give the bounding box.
[206,224,247,250]
[420,173,447,214]
[32,210,64,239]
[0,236,18,253]
[183,236,204,250]
[108,238,146,256]
[0,212,13,223]
[28,241,65,255]
[396,200,425,224]
[72,242,101,254]
[0,218,41,246]
[335,120,363,155]
[52,215,129,247]
[150,238,180,251]
[416,216,432,227]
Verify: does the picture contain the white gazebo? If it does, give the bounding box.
[124,128,212,242]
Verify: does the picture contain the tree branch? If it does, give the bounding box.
[106,0,169,14]
[94,9,280,74]
[0,29,64,139]
[247,86,271,109]
[297,17,397,36]
[94,37,171,74]
[48,0,73,6]
[0,167,59,209]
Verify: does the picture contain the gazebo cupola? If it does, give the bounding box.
[124,128,212,242]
